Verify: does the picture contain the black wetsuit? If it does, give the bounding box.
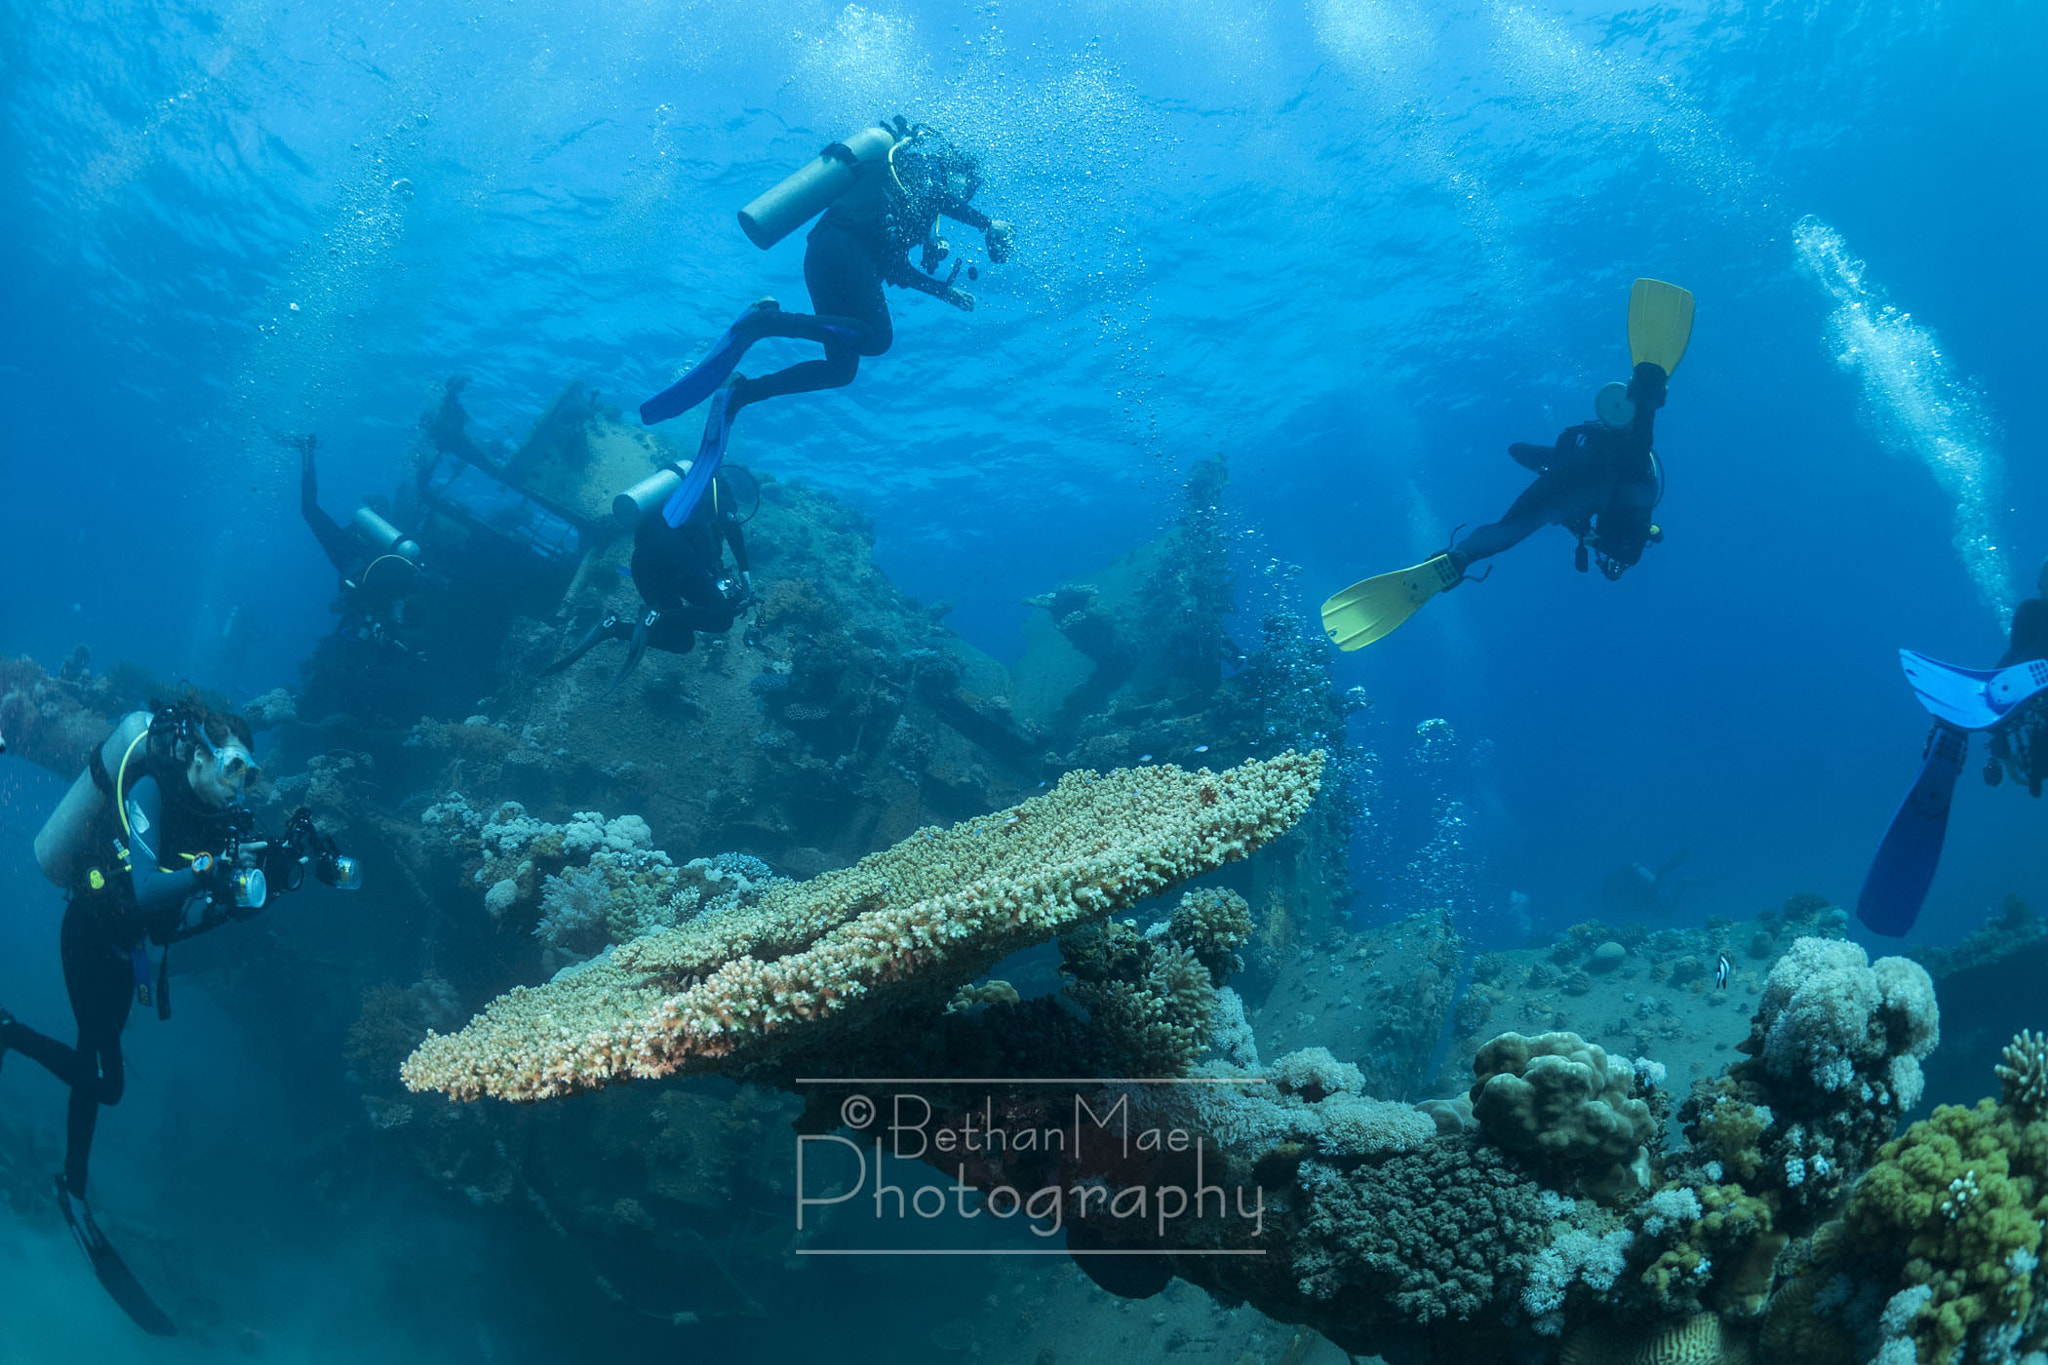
[628,473,752,653]
[732,150,992,413]
[1,754,241,1197]
[1990,591,2048,794]
[1453,376,1662,576]
[300,454,423,647]
[1998,596,2048,670]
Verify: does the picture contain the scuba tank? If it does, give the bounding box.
[34,711,151,887]
[738,124,902,250]
[352,505,422,565]
[613,462,759,529]
[614,464,688,528]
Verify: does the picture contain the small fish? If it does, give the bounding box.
[1139,753,1153,762]
[1193,745,1209,754]
[1715,953,1731,990]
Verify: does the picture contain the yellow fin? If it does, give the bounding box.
[1319,555,1459,651]
[1629,278,1696,375]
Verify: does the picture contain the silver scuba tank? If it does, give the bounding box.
[614,464,688,529]
[352,506,421,562]
[34,710,151,887]
[738,125,900,250]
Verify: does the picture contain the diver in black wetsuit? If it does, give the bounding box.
[1447,362,1670,581]
[1,703,344,1201]
[542,471,755,692]
[643,122,1013,436]
[296,434,427,655]
[1986,557,2048,793]
[730,130,1011,415]
[2,700,355,1330]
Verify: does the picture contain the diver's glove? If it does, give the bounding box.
[984,221,1014,264]
[942,286,975,312]
[1627,361,1669,410]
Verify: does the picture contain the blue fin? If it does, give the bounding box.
[1856,724,1968,937]
[661,382,736,527]
[640,302,773,425]
[1900,650,2048,731]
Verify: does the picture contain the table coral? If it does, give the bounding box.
[402,751,1323,1100]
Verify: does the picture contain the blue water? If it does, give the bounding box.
[2,0,2043,1355]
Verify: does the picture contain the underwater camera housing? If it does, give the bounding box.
[245,808,362,895]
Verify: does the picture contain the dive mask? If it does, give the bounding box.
[207,742,259,792]
[1595,381,1636,429]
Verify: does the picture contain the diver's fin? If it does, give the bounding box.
[1857,724,1968,937]
[1901,650,2048,731]
[600,615,654,700]
[57,1178,177,1336]
[661,378,739,527]
[540,615,623,677]
[1320,554,1461,652]
[1628,278,1695,376]
[639,300,777,426]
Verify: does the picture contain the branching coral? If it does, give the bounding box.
[1168,887,1253,985]
[402,751,1324,1100]
[1291,1138,1553,1327]
[1998,1030,2048,1122]
[1843,1099,2048,1363]
[1059,918,1215,1076]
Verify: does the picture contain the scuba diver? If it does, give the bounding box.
[1321,280,1696,650]
[1987,557,2048,791]
[635,116,1013,531]
[544,465,756,696]
[296,433,428,658]
[1,697,358,1334]
[1857,556,2048,937]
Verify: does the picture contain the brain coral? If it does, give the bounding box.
[402,751,1323,1101]
[1470,1031,1656,1198]
[1561,1311,1754,1365]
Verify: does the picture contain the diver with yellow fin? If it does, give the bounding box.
[1322,279,1695,651]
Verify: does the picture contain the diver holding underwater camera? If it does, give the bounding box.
[0,696,358,1335]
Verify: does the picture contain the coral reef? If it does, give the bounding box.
[1998,1030,2048,1122]
[1682,937,1941,1215]
[1560,1310,1755,1364]
[403,751,1324,1100]
[1839,1098,2048,1363]
[1470,1031,1656,1199]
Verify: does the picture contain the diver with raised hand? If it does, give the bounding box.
[1321,280,1695,651]
[1,697,357,1333]
[295,433,428,658]
[543,465,756,696]
[636,116,1012,529]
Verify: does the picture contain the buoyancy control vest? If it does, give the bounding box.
[37,711,239,940]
